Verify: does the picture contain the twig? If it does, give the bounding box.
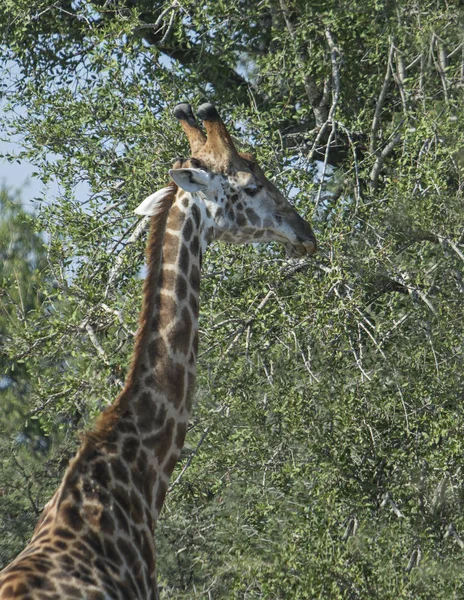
[324,29,340,122]
[405,548,421,573]
[393,373,410,435]
[342,515,358,542]
[370,44,395,153]
[369,133,402,192]
[337,122,361,207]
[29,387,75,416]
[85,323,108,362]
[160,4,178,45]
[11,453,40,516]
[348,333,372,381]
[290,331,319,382]
[380,491,404,518]
[447,42,462,59]
[100,303,136,337]
[279,0,330,126]
[223,290,273,356]
[446,238,464,263]
[84,322,124,388]
[314,126,335,208]
[307,30,341,162]
[134,0,180,35]
[105,216,150,297]
[444,523,464,549]
[434,37,449,103]
[393,48,408,114]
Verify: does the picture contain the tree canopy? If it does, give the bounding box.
[1,1,463,597]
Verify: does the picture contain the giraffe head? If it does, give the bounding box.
[139,103,316,257]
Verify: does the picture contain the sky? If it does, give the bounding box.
[0,136,92,214]
[0,140,49,211]
[0,59,63,213]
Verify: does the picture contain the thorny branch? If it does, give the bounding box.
[380,491,404,518]
[393,46,408,114]
[11,453,40,516]
[105,216,150,297]
[369,132,402,191]
[444,523,464,549]
[433,34,449,103]
[406,548,421,573]
[370,44,395,154]
[222,290,274,356]
[279,0,330,127]
[310,29,341,206]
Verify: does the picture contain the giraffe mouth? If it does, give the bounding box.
[282,208,317,258]
[286,239,317,258]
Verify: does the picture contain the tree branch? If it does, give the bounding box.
[369,133,402,191]
[279,0,329,126]
[370,44,395,153]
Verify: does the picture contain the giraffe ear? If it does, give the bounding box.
[169,168,211,192]
[134,187,173,216]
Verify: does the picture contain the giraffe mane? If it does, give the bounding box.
[121,182,177,396]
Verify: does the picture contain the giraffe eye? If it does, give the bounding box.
[244,186,260,197]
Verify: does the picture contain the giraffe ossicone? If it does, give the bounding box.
[0,103,316,599]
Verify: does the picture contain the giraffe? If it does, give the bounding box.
[0,103,316,600]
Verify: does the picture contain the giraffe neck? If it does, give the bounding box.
[19,189,214,597]
[97,188,211,521]
[118,189,209,519]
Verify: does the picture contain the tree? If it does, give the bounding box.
[0,189,60,563]
[0,1,463,597]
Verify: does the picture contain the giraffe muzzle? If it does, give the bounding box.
[286,211,317,257]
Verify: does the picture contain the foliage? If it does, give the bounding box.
[0,189,62,562]
[0,1,463,597]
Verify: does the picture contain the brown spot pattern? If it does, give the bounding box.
[191,204,201,227]
[168,308,192,355]
[91,461,110,488]
[167,205,185,231]
[116,539,137,567]
[183,218,193,242]
[62,505,84,532]
[122,437,138,463]
[189,293,199,316]
[155,480,168,513]
[144,418,175,463]
[135,391,156,432]
[175,422,187,448]
[110,458,130,485]
[147,336,167,365]
[237,213,246,226]
[175,274,188,301]
[190,236,200,256]
[129,491,144,523]
[178,244,190,274]
[153,403,167,429]
[162,231,180,266]
[99,512,115,536]
[190,265,200,291]
[246,207,260,225]
[163,454,178,476]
